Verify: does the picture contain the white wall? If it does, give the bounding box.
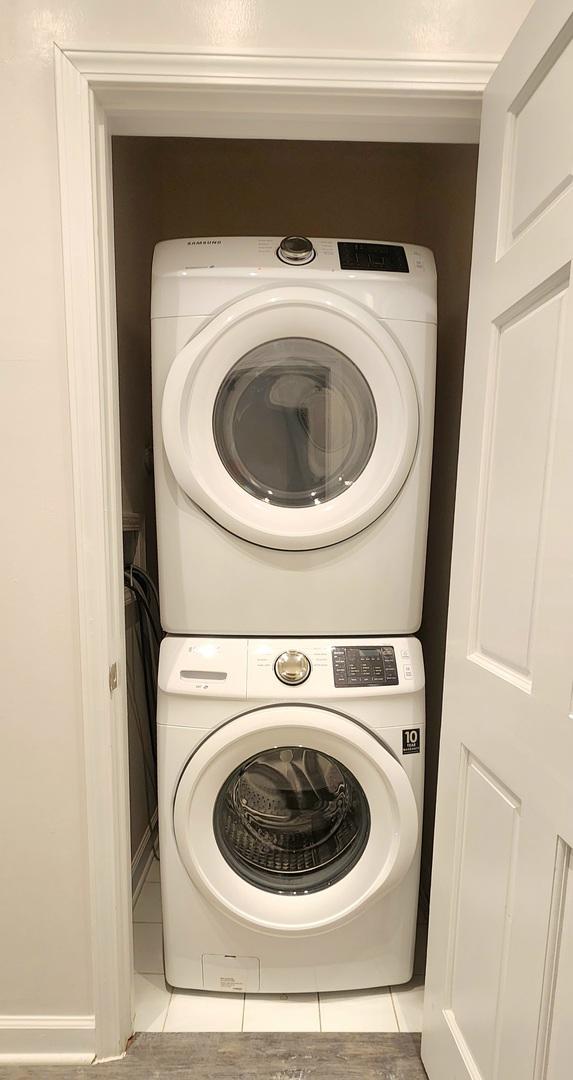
[0,0,533,1049]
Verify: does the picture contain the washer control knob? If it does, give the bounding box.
[275,650,311,685]
[277,236,315,265]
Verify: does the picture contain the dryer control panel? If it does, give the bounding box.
[152,235,435,278]
[151,237,437,322]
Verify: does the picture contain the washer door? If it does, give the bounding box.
[173,705,418,935]
[162,286,419,550]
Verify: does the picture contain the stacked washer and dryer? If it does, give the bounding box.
[151,236,436,994]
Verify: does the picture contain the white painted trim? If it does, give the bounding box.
[53,41,490,1061]
[54,45,133,1062]
[0,1016,95,1063]
[64,48,496,90]
[107,109,482,145]
[62,48,494,144]
[132,810,159,907]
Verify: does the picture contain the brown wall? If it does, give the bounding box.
[113,140,161,863]
[112,136,478,899]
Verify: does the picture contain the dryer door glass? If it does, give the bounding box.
[213,745,370,894]
[213,338,377,508]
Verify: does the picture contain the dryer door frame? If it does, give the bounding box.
[173,704,419,935]
[161,286,419,550]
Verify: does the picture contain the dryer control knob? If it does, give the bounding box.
[277,236,315,265]
[275,650,311,685]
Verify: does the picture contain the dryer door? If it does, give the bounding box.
[161,286,419,550]
[173,704,418,935]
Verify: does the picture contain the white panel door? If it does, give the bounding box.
[422,2,573,1079]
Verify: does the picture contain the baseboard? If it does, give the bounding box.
[131,809,158,906]
[0,1015,95,1063]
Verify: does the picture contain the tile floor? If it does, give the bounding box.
[133,857,425,1034]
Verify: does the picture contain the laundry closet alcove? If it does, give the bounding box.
[54,46,486,1061]
[112,136,477,1031]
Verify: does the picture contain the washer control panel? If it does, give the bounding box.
[158,636,424,699]
[332,645,398,687]
[248,637,423,698]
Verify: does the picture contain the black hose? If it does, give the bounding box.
[125,573,161,648]
[124,563,163,858]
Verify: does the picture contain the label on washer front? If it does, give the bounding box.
[402,728,420,754]
[219,976,247,991]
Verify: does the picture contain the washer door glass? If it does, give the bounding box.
[213,745,370,894]
[213,338,377,508]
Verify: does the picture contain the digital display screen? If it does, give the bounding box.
[338,242,409,273]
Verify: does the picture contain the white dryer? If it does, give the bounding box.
[157,634,424,993]
[152,236,436,635]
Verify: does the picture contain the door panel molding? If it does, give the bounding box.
[444,751,521,1080]
[498,18,573,255]
[469,274,568,687]
[534,839,572,1079]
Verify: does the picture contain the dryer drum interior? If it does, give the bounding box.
[212,337,378,509]
[213,745,371,894]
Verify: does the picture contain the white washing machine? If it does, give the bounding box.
[158,634,424,993]
[152,236,436,636]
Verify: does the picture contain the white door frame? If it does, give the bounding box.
[53,44,493,1060]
